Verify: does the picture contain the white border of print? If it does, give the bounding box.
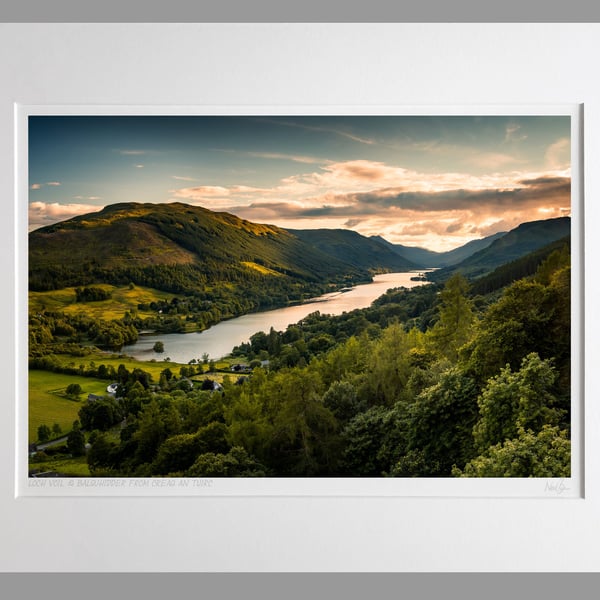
[16,103,582,499]
[2,23,599,572]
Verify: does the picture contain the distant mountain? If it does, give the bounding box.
[429,217,571,281]
[371,231,507,268]
[289,228,417,272]
[436,232,508,266]
[370,236,442,267]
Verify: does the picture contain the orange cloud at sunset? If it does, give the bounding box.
[169,159,571,251]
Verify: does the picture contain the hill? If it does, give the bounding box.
[29,202,376,293]
[429,217,571,281]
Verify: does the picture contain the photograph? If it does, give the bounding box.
[26,113,574,481]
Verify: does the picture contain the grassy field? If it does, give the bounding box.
[29,284,174,320]
[28,371,109,442]
[29,455,91,477]
[52,352,188,380]
[29,353,234,438]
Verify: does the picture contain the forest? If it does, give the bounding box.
[29,241,571,478]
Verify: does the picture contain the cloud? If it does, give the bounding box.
[218,172,570,251]
[505,122,528,143]
[545,138,570,169]
[247,151,327,164]
[172,175,197,181]
[30,181,61,191]
[467,152,522,170]
[171,184,272,202]
[73,195,102,201]
[120,150,146,155]
[135,164,144,168]
[257,118,376,145]
[29,201,104,231]
[344,218,364,228]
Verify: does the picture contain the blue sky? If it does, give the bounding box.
[28,115,571,251]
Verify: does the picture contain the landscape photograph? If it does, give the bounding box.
[27,114,573,479]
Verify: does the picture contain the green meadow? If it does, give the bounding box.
[29,353,236,444]
[28,371,109,442]
[29,284,174,320]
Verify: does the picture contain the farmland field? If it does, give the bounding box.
[28,371,109,442]
[29,284,175,320]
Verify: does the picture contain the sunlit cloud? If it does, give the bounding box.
[74,195,102,201]
[46,181,61,186]
[172,175,197,181]
[29,201,105,231]
[166,156,571,251]
[30,183,42,190]
[119,149,146,155]
[135,164,144,168]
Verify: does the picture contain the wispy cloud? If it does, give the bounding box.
[246,151,328,164]
[257,118,377,145]
[119,149,146,155]
[172,175,197,181]
[135,164,144,168]
[504,122,528,143]
[30,181,62,190]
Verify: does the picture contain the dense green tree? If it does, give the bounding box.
[456,425,571,477]
[465,274,569,388]
[37,424,51,443]
[367,325,423,405]
[428,273,475,361]
[473,353,560,453]
[78,397,122,431]
[87,432,118,472]
[392,368,479,477]
[266,368,339,476]
[340,404,409,476]
[133,399,180,464]
[65,383,83,399]
[322,380,366,424]
[186,446,267,477]
[66,427,86,457]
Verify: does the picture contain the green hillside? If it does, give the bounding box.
[29,202,371,293]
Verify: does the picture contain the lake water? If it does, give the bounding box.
[121,272,431,363]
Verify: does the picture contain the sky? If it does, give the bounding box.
[28,115,571,252]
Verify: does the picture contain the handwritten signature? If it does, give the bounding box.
[544,478,570,495]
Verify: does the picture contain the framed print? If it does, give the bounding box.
[2,23,600,572]
[16,106,582,499]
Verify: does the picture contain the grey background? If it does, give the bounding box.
[0,0,600,23]
[2,0,599,597]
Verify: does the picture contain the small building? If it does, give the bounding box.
[106,383,119,395]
